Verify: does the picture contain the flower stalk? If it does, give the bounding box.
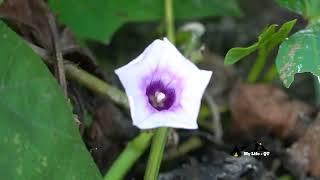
[144,128,169,180]
[144,0,175,179]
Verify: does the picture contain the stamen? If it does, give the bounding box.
[155,91,166,103]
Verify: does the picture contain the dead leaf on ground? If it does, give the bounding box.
[229,83,313,139]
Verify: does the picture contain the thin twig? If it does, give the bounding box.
[204,92,223,144]
[48,14,68,97]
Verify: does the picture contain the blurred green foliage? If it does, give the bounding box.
[276,0,320,20]
[48,0,242,42]
[0,21,101,180]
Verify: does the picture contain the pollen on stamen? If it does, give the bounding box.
[155,91,166,102]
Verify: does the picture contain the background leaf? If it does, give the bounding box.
[48,0,242,42]
[224,20,296,65]
[276,24,320,88]
[275,0,320,19]
[0,21,101,180]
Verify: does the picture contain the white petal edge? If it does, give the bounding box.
[179,70,213,127]
[133,110,198,129]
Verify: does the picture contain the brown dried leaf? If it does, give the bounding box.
[229,83,313,138]
[287,119,320,177]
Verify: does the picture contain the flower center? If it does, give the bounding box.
[155,91,166,103]
[146,80,176,111]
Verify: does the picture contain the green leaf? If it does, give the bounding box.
[224,43,259,65]
[224,19,296,65]
[48,0,242,42]
[0,21,101,179]
[276,23,320,88]
[275,0,320,20]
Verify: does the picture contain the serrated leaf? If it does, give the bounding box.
[275,0,320,20]
[224,19,296,65]
[0,21,101,179]
[48,0,242,42]
[276,24,320,88]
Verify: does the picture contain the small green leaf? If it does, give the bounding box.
[276,23,320,87]
[275,0,320,20]
[224,19,296,65]
[258,24,277,42]
[0,21,101,179]
[224,43,259,65]
[48,0,242,42]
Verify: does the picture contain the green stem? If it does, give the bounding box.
[263,64,278,82]
[64,63,129,109]
[247,48,268,83]
[164,0,175,43]
[144,128,169,180]
[104,132,153,180]
[144,0,175,179]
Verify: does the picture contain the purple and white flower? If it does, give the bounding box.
[115,38,212,129]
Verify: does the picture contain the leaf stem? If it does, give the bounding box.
[104,132,153,180]
[144,128,169,180]
[247,48,268,83]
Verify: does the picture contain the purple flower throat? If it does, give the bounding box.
[146,80,176,111]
